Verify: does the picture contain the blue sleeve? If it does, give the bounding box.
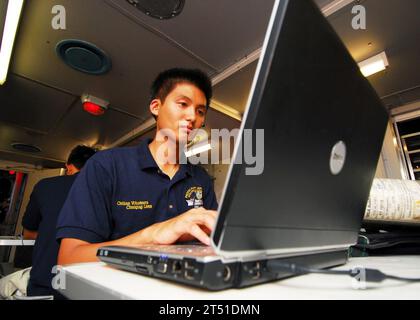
[21,183,42,231]
[56,158,113,243]
[204,176,218,210]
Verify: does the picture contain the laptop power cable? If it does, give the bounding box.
[265,260,420,283]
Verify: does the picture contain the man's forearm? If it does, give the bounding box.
[58,241,106,264]
[58,208,215,265]
[57,224,159,265]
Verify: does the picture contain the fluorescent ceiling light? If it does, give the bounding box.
[185,143,212,158]
[211,99,242,121]
[0,0,24,85]
[321,0,354,17]
[358,51,389,77]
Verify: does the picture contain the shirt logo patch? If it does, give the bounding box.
[116,200,153,211]
[185,186,203,208]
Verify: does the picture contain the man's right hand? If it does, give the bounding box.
[143,207,218,246]
[58,208,218,265]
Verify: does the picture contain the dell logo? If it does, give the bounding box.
[330,141,346,175]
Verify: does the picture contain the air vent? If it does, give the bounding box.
[56,40,112,75]
[126,0,185,19]
[11,143,42,153]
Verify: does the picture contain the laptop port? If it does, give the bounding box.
[243,262,261,280]
[184,269,195,281]
[156,262,168,274]
[250,262,261,280]
[223,265,232,282]
[172,261,182,274]
[184,260,194,270]
[135,264,150,275]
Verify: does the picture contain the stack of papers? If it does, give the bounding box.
[364,179,420,223]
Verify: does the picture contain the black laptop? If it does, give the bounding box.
[97,0,388,290]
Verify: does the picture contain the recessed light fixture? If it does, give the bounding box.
[0,0,25,85]
[11,143,42,153]
[358,51,389,77]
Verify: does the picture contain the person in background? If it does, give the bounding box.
[22,145,96,299]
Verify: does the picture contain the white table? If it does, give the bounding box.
[59,256,420,300]
[0,237,35,246]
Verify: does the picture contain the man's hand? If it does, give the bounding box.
[58,208,218,265]
[149,208,218,245]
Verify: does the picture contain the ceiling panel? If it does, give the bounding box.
[212,0,420,112]
[0,121,46,147]
[328,0,420,61]
[205,108,241,132]
[52,101,146,147]
[0,150,63,169]
[11,0,215,118]
[327,0,420,99]
[213,61,258,113]
[0,74,76,133]
[105,0,275,71]
[367,41,420,98]
[0,121,85,167]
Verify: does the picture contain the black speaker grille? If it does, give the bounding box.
[56,40,112,75]
[127,0,185,19]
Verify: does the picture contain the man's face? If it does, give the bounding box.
[151,82,207,143]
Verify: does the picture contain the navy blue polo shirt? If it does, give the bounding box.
[22,174,77,292]
[56,139,218,243]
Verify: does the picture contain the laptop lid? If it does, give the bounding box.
[211,0,389,259]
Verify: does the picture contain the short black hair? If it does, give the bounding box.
[150,68,213,111]
[67,145,97,170]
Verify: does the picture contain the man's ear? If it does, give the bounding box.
[149,99,161,118]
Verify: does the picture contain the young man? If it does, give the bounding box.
[57,68,218,265]
[22,145,96,298]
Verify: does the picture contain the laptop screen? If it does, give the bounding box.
[212,0,388,257]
